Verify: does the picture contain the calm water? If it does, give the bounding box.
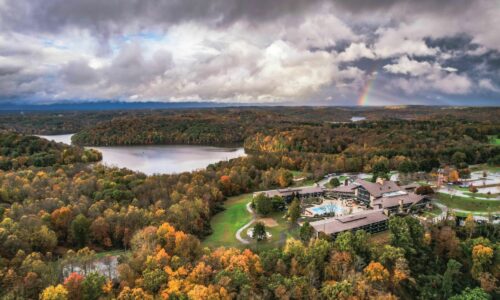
[37,134,245,175]
[350,116,366,122]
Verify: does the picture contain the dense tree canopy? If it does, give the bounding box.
[0,107,498,299]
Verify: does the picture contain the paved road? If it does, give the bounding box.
[235,202,255,244]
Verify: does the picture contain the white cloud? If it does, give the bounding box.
[392,72,472,95]
[478,79,500,92]
[283,13,356,49]
[374,27,438,58]
[0,0,498,104]
[337,43,375,62]
[432,73,472,94]
[383,56,456,76]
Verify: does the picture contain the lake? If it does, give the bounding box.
[37,134,246,175]
[350,116,366,122]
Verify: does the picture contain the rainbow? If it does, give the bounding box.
[357,67,378,106]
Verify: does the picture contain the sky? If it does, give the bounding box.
[0,0,499,106]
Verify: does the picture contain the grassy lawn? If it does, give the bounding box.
[463,192,499,199]
[203,192,300,251]
[422,206,443,218]
[203,193,253,248]
[369,231,390,246]
[94,249,129,259]
[293,179,315,186]
[488,135,500,146]
[290,170,307,178]
[290,170,315,186]
[453,186,469,192]
[435,193,500,212]
[325,175,349,188]
[244,211,300,252]
[469,164,500,173]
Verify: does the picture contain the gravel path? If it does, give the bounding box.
[235,202,255,244]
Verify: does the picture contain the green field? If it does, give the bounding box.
[468,164,500,173]
[463,192,499,199]
[435,193,500,212]
[488,135,500,145]
[203,193,300,250]
[422,206,443,218]
[290,170,315,186]
[94,249,129,259]
[203,193,253,248]
[242,211,299,252]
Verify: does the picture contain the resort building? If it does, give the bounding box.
[329,182,357,199]
[310,209,388,238]
[253,186,324,203]
[353,178,430,213]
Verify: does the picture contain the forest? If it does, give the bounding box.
[0,107,498,299]
[0,132,101,170]
[244,120,500,171]
[1,106,499,136]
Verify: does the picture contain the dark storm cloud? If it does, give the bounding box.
[0,0,323,36]
[0,0,498,105]
[334,0,474,15]
[0,0,479,36]
[0,65,21,76]
[62,60,99,85]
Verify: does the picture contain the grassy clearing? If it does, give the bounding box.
[469,164,500,173]
[203,192,300,251]
[463,192,499,199]
[369,231,390,246]
[294,179,315,186]
[244,211,300,252]
[290,170,315,186]
[94,249,129,259]
[488,135,500,146]
[203,193,253,248]
[290,170,307,178]
[422,206,443,218]
[435,193,500,212]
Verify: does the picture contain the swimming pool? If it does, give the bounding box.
[309,204,344,215]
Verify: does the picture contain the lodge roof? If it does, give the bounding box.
[310,209,388,235]
[353,178,403,198]
[373,193,426,209]
[331,183,357,193]
[255,186,324,198]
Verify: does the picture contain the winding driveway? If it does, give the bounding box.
[235,202,255,244]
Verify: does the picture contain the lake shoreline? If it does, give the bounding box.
[37,134,246,175]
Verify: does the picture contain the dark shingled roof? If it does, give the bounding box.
[374,193,426,209]
[354,179,403,198]
[254,186,324,198]
[331,183,357,193]
[310,209,388,235]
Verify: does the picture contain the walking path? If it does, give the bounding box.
[432,201,499,219]
[437,187,500,201]
[235,202,255,244]
[431,202,449,223]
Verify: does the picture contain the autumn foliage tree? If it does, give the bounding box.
[40,284,69,300]
[63,272,84,300]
